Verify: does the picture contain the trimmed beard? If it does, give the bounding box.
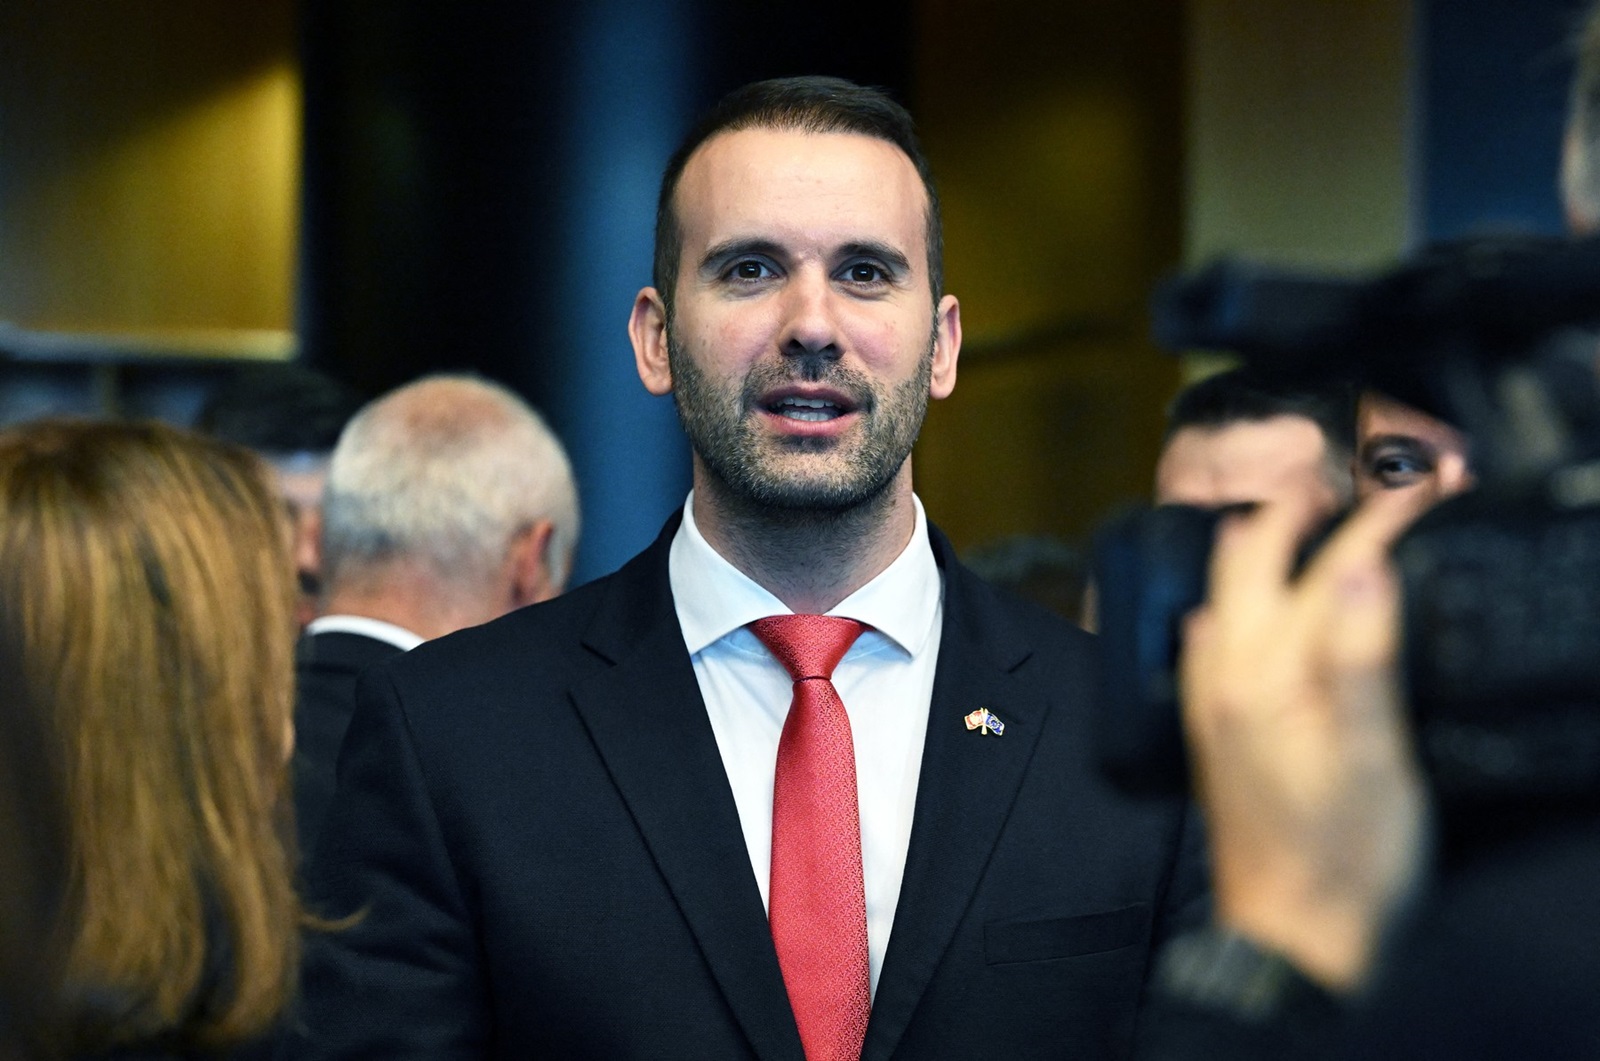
[667,331,933,514]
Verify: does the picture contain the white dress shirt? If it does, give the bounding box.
[304,614,426,652]
[668,491,945,996]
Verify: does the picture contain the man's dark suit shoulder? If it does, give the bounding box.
[293,629,406,859]
[386,566,618,683]
[387,522,1094,691]
[358,547,661,748]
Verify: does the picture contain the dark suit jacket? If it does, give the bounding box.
[285,517,1206,1060]
[292,629,407,860]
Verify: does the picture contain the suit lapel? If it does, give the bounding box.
[863,531,1048,1061]
[568,519,804,1061]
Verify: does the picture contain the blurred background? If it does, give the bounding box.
[0,0,1583,584]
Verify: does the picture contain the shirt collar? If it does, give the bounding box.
[668,491,942,658]
[305,614,426,652]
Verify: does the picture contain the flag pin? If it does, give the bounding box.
[964,708,1005,736]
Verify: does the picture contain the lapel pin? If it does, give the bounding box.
[964,708,1005,737]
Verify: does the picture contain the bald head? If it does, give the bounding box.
[321,375,580,633]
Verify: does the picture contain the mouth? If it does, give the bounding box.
[748,378,870,440]
[767,395,848,422]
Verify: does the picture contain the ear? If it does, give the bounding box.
[630,287,674,396]
[507,519,561,607]
[1564,129,1600,235]
[292,506,323,627]
[296,505,323,572]
[929,293,961,400]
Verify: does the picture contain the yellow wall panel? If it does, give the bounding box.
[913,0,1184,549]
[1186,0,1413,268]
[0,0,298,339]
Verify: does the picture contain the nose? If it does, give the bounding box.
[777,266,842,365]
[1434,453,1475,499]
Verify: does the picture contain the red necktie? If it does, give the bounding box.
[749,615,871,1061]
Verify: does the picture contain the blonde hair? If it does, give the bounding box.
[0,420,301,1055]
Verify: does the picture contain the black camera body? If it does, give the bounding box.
[1096,235,1600,824]
[1397,484,1600,809]
[1091,504,1218,799]
[1094,489,1600,811]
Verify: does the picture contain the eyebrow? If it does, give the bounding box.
[698,238,786,278]
[1360,434,1436,458]
[696,238,915,279]
[838,241,912,278]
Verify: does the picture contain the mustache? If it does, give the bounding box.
[738,359,876,410]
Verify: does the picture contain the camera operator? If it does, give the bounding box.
[1134,490,1426,1057]
[1142,474,1600,1060]
[1155,368,1357,514]
[1131,6,1600,1055]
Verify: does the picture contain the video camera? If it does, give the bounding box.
[1094,235,1600,835]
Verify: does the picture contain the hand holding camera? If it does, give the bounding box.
[1178,489,1430,990]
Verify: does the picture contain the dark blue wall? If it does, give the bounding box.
[1418,0,1587,240]
[299,2,914,585]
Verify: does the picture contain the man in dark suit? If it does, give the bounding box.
[292,374,579,858]
[287,77,1203,1060]
[292,627,409,861]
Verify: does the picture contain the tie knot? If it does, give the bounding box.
[749,614,866,681]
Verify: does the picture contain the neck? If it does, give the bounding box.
[321,570,495,642]
[690,465,918,614]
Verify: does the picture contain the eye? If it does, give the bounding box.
[1364,444,1435,488]
[841,262,887,284]
[726,260,775,281]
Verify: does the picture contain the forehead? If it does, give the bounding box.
[672,127,929,262]
[1357,394,1468,455]
[271,464,327,513]
[1156,416,1331,506]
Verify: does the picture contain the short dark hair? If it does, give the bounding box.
[196,364,364,457]
[1165,367,1358,463]
[652,75,943,313]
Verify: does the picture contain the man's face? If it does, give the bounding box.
[272,461,326,628]
[1354,393,1474,504]
[1155,415,1345,515]
[632,127,960,513]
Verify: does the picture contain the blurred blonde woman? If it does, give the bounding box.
[0,420,302,1059]
[0,611,67,1060]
